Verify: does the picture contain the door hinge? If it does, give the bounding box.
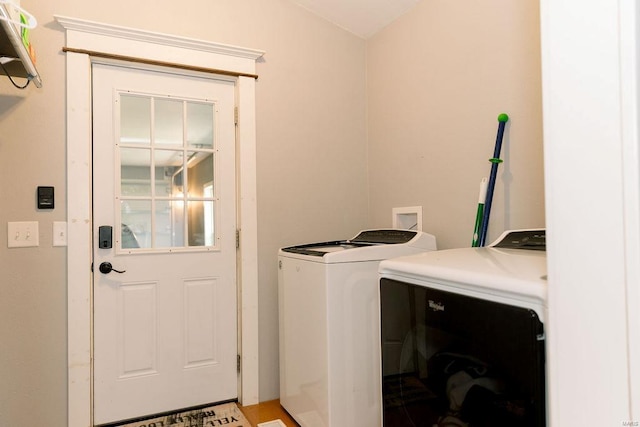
[234,106,239,125]
[237,354,241,373]
[236,229,240,249]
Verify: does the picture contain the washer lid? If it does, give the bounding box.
[279,229,437,263]
[280,240,366,257]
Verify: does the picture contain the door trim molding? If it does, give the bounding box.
[56,16,263,426]
[62,47,260,79]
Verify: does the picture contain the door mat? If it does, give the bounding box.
[115,402,250,427]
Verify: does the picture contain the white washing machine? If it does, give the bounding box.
[278,229,438,427]
[378,229,547,426]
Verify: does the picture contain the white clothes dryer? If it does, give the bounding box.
[378,229,547,427]
[278,229,438,427]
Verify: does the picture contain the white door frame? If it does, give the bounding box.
[56,16,264,427]
[540,0,640,423]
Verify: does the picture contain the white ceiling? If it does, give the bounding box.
[288,0,421,39]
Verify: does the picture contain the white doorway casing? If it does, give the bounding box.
[540,0,640,424]
[56,16,264,427]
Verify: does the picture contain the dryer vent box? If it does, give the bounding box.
[392,206,422,231]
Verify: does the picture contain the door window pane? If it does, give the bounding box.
[155,98,184,146]
[156,200,185,248]
[186,152,214,196]
[155,149,183,196]
[121,200,151,249]
[186,200,215,247]
[187,200,205,246]
[187,102,214,148]
[121,148,151,197]
[185,153,215,248]
[203,186,214,246]
[120,95,151,145]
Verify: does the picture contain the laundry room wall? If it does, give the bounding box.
[366,0,544,249]
[0,0,367,425]
[1,0,545,425]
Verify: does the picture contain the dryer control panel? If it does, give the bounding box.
[492,229,546,251]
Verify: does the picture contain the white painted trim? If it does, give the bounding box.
[58,16,263,426]
[66,51,93,427]
[619,0,640,418]
[540,0,636,424]
[237,76,260,404]
[54,15,264,61]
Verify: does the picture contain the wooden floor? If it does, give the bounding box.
[238,399,300,427]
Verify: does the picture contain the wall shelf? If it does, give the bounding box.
[0,4,41,88]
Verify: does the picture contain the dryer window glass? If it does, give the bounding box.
[380,278,546,427]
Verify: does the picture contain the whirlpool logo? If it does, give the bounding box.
[428,300,445,312]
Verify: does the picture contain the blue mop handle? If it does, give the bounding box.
[478,113,509,246]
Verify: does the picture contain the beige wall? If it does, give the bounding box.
[367,0,544,249]
[0,0,544,425]
[0,0,367,425]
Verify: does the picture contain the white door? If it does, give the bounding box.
[91,62,238,425]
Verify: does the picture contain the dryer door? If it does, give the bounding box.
[380,278,545,427]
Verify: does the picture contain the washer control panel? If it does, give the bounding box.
[350,229,417,245]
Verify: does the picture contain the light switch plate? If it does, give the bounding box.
[7,221,39,248]
[53,221,67,247]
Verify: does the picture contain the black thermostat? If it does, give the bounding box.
[37,186,55,209]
